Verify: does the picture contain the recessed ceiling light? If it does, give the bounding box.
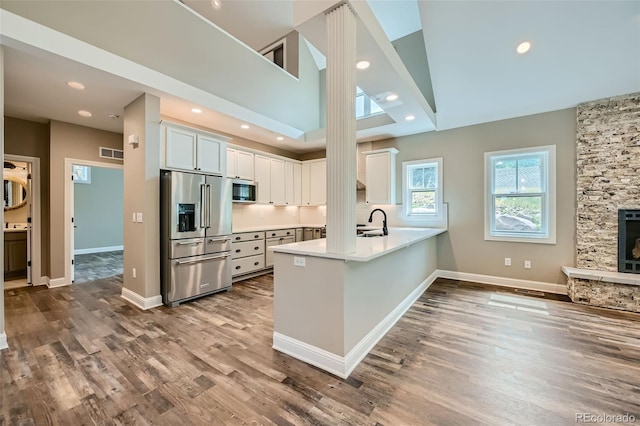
[516,41,531,54]
[191,108,202,114]
[405,115,415,121]
[385,93,398,102]
[211,0,222,9]
[356,60,370,70]
[240,124,250,129]
[78,110,92,117]
[67,81,85,90]
[276,136,284,141]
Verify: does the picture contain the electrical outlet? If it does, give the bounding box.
[293,257,306,267]
[132,267,137,278]
[524,260,532,269]
[505,257,511,266]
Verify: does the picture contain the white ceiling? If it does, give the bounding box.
[2,0,639,155]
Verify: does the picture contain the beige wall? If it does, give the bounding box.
[4,117,50,276]
[49,120,123,279]
[123,93,161,299]
[370,108,577,284]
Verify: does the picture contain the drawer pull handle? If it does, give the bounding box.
[235,249,241,253]
[235,236,241,240]
[254,262,259,266]
[177,241,202,246]
[254,246,260,250]
[254,235,259,239]
[235,265,241,270]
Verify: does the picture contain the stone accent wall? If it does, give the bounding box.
[567,277,640,313]
[576,93,640,271]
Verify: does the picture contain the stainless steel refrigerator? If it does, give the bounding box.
[160,170,232,306]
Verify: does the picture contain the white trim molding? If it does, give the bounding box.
[121,288,163,310]
[0,333,8,350]
[74,245,123,255]
[47,277,71,288]
[437,269,567,295]
[273,270,439,378]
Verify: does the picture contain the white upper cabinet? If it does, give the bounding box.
[163,124,228,175]
[293,163,302,206]
[364,148,398,204]
[254,155,271,204]
[270,158,286,205]
[301,159,326,206]
[227,148,254,181]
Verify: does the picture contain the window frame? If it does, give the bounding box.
[402,157,443,220]
[484,145,556,244]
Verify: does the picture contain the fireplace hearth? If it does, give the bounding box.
[618,209,640,274]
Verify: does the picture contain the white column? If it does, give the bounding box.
[326,4,357,255]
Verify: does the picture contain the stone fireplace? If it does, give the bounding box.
[564,92,640,313]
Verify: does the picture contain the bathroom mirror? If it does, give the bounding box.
[4,178,28,211]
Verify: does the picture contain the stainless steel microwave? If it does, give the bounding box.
[232,180,257,203]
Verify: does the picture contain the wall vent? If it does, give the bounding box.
[99,147,124,160]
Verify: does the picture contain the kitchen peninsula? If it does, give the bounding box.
[271,227,445,378]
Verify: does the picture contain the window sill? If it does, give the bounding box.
[484,233,556,245]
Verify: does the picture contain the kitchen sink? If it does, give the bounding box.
[357,233,384,238]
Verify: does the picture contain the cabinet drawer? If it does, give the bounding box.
[232,240,265,259]
[265,228,295,239]
[232,254,264,276]
[232,231,265,243]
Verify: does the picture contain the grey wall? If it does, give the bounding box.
[371,108,577,284]
[392,30,436,112]
[74,167,123,251]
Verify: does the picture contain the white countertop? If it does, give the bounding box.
[270,227,446,262]
[233,224,325,233]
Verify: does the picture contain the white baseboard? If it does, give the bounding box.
[437,269,567,295]
[273,270,439,379]
[47,277,70,288]
[38,276,49,286]
[74,245,123,255]
[0,333,8,350]
[121,288,163,310]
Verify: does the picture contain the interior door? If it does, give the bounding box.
[26,162,32,284]
[70,169,75,282]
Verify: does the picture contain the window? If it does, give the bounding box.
[484,145,556,243]
[356,87,383,119]
[403,158,443,218]
[72,165,91,184]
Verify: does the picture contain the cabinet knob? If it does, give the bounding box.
[254,262,259,266]
[254,235,259,239]
[235,265,241,270]
[235,236,241,240]
[254,246,260,250]
[235,249,241,253]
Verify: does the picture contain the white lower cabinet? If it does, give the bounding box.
[231,228,296,279]
[266,235,295,267]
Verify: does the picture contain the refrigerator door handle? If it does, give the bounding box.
[207,236,231,243]
[200,184,206,229]
[206,184,212,228]
[176,253,230,265]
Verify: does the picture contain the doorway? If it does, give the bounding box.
[66,159,123,284]
[3,155,41,289]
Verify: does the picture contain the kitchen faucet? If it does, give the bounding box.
[368,208,388,236]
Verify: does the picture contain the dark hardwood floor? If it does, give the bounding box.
[2,275,640,425]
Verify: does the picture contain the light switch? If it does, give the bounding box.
[136,212,143,223]
[132,212,137,223]
[294,257,306,267]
